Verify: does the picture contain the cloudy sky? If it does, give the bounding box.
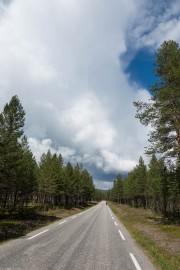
[0,0,180,189]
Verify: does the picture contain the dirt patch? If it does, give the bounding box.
[135,223,180,254]
[44,207,83,219]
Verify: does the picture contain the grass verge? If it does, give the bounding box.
[108,202,180,270]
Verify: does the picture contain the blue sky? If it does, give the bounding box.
[125,49,157,89]
[0,0,180,189]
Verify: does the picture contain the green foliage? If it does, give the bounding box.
[94,189,110,201]
[134,40,180,164]
[0,95,26,192]
[147,155,164,197]
[38,150,59,195]
[110,174,123,202]
[63,161,74,196]
[123,157,147,198]
[81,168,95,203]
[0,96,37,210]
[37,154,95,207]
[0,96,95,212]
[18,136,38,194]
[110,154,178,214]
[130,40,180,214]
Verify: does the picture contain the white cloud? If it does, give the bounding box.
[28,137,53,161]
[101,150,136,173]
[140,18,180,48]
[129,0,180,49]
[28,137,76,162]
[62,93,117,150]
[60,146,76,159]
[0,0,179,188]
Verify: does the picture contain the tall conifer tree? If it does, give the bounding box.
[0,95,26,208]
[134,40,180,164]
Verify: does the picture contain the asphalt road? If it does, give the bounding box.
[0,201,156,270]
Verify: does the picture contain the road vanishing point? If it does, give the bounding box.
[0,201,156,270]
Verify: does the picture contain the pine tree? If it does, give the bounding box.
[17,136,38,208]
[81,169,95,204]
[136,157,148,199]
[73,164,83,206]
[134,40,180,164]
[0,95,26,209]
[52,153,64,205]
[38,150,59,207]
[134,40,180,211]
[110,175,123,203]
[147,154,168,212]
[63,162,75,207]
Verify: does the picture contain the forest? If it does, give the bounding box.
[108,155,179,215]
[0,95,95,212]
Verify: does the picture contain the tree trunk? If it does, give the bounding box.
[3,191,8,210]
[13,190,17,209]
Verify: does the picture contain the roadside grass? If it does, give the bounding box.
[160,225,180,238]
[0,204,93,243]
[108,202,180,270]
[132,229,179,270]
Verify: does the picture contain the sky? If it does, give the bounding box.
[0,0,180,189]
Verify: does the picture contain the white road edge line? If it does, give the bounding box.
[71,215,77,219]
[28,229,49,240]
[118,229,125,240]
[114,221,117,226]
[59,220,67,225]
[129,253,142,270]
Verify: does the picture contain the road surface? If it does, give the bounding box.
[0,201,156,270]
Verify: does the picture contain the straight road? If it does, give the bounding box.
[0,202,156,270]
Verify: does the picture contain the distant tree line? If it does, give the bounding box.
[110,40,180,216]
[0,96,95,212]
[109,156,179,215]
[94,189,109,202]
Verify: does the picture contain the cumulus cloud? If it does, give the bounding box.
[0,0,179,188]
[28,137,76,162]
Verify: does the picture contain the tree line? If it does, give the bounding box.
[0,96,95,212]
[109,155,179,214]
[109,40,180,216]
